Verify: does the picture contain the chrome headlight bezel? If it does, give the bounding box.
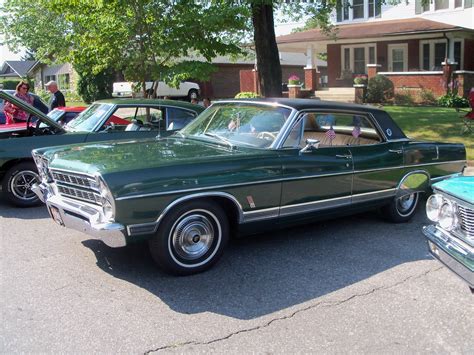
[438,200,458,231]
[426,194,444,222]
[94,175,115,222]
[32,153,52,182]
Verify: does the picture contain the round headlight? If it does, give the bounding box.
[438,201,457,231]
[426,194,444,222]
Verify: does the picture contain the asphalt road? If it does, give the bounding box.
[1,199,473,353]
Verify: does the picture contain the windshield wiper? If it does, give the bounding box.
[204,132,234,149]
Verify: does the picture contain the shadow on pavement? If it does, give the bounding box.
[0,199,50,220]
[82,210,431,320]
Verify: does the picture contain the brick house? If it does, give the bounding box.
[274,0,473,101]
[196,52,327,99]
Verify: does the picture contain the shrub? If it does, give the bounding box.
[394,92,414,106]
[77,70,114,103]
[419,88,437,105]
[366,74,393,103]
[34,89,51,103]
[0,79,24,90]
[437,93,469,108]
[235,92,260,99]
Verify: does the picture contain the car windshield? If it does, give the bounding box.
[66,103,113,132]
[180,103,291,148]
[47,109,64,122]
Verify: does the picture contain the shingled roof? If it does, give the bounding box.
[276,18,467,45]
[0,61,36,78]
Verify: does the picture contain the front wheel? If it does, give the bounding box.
[2,162,42,207]
[381,192,420,223]
[149,200,229,275]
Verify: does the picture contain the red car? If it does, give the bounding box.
[0,106,130,132]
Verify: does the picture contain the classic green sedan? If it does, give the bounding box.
[0,90,204,207]
[32,99,466,275]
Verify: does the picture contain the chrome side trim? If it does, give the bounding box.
[352,188,396,203]
[396,170,430,198]
[242,207,280,222]
[126,191,245,237]
[280,195,352,217]
[430,172,461,184]
[116,160,465,201]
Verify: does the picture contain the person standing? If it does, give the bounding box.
[45,80,65,110]
[3,81,34,124]
[203,98,211,108]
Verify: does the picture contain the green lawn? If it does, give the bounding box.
[384,106,473,161]
[66,100,86,107]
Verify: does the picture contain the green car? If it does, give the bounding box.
[32,99,466,275]
[0,90,204,207]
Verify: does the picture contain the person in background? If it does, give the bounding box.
[45,80,65,110]
[190,98,199,105]
[203,98,211,108]
[3,81,34,124]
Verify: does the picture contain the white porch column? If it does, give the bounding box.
[305,45,316,69]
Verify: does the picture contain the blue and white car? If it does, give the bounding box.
[423,176,474,292]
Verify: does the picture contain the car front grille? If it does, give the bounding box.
[51,170,101,206]
[458,205,474,239]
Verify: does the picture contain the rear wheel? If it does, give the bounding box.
[149,200,229,275]
[2,162,42,207]
[381,192,420,223]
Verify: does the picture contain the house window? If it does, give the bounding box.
[368,0,381,17]
[435,0,449,10]
[58,73,70,91]
[45,75,56,84]
[465,0,472,8]
[420,40,458,71]
[415,0,430,13]
[369,47,375,64]
[422,43,430,70]
[336,0,350,21]
[341,44,376,75]
[354,48,366,74]
[434,43,447,70]
[344,48,351,70]
[353,0,364,19]
[455,0,462,7]
[454,41,462,70]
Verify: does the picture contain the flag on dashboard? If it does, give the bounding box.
[352,125,361,138]
[326,126,336,145]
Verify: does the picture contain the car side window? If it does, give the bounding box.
[283,112,382,148]
[166,108,196,131]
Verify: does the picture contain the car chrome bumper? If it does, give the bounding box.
[32,183,127,248]
[423,224,474,288]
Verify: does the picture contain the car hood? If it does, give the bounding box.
[37,136,271,175]
[433,176,474,205]
[0,90,65,132]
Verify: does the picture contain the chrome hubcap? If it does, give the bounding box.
[172,214,215,260]
[396,193,417,215]
[10,170,40,201]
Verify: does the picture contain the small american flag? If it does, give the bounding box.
[326,126,336,143]
[352,125,361,138]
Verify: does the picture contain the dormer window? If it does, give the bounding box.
[336,0,381,22]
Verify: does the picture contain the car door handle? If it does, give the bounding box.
[336,154,352,159]
[389,149,403,154]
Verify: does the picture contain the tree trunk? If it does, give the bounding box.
[251,2,282,98]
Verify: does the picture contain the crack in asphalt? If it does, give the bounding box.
[144,266,443,354]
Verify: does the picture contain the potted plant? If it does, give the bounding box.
[353,74,368,86]
[288,74,301,86]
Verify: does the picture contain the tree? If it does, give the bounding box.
[1,0,250,97]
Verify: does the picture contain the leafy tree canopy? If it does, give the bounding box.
[1,0,250,91]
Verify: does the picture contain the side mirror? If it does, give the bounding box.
[300,138,320,154]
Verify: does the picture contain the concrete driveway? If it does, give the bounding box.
[1,200,472,353]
